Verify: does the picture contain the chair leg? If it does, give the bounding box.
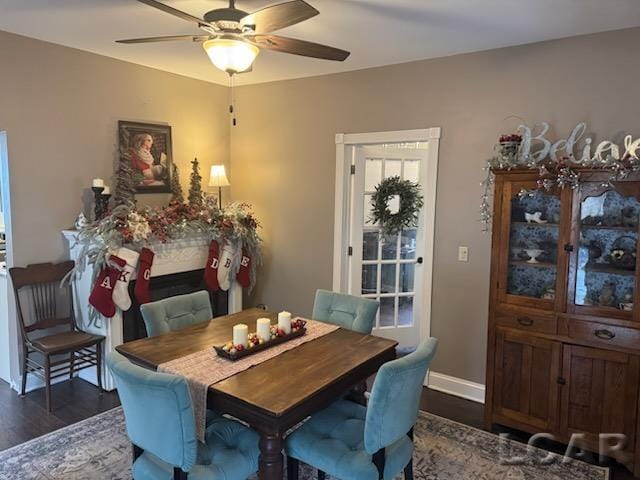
[44,354,52,412]
[95,343,103,393]
[404,426,415,480]
[20,349,27,396]
[404,458,413,480]
[173,467,188,479]
[69,352,75,380]
[318,470,325,480]
[287,456,299,480]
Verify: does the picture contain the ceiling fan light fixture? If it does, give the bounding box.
[203,38,259,74]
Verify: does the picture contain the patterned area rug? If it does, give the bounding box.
[0,408,608,480]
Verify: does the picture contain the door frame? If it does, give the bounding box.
[333,128,441,340]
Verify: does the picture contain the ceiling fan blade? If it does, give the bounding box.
[134,0,214,28]
[248,35,350,61]
[116,35,211,44]
[241,1,319,34]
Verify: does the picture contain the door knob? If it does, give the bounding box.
[416,257,423,264]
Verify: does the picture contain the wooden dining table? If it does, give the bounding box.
[115,308,398,480]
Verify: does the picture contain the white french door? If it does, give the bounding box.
[334,130,440,348]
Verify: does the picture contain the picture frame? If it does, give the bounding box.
[118,121,173,194]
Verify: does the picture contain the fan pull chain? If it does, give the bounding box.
[229,74,237,127]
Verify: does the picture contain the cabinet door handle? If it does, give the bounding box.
[517,317,534,327]
[557,377,566,385]
[595,329,616,340]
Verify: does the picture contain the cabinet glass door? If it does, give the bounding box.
[572,186,639,317]
[501,184,562,308]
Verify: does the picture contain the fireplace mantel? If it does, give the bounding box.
[62,230,242,390]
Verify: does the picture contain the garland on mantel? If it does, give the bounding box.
[70,196,262,292]
[480,122,640,231]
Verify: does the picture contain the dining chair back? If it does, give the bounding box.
[312,289,379,334]
[140,290,212,337]
[107,351,198,475]
[285,337,438,480]
[10,261,105,411]
[365,337,438,454]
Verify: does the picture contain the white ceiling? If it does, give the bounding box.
[1,0,640,86]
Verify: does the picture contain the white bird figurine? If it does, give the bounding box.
[525,212,547,224]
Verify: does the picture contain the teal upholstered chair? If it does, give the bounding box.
[312,289,379,334]
[285,337,438,480]
[107,351,259,480]
[141,291,212,338]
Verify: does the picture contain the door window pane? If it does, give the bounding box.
[380,264,396,294]
[398,296,413,326]
[365,158,382,192]
[379,297,395,327]
[381,233,398,260]
[574,190,638,310]
[400,264,414,293]
[400,229,417,259]
[404,160,419,182]
[363,230,378,260]
[362,265,377,295]
[364,194,375,225]
[384,159,402,179]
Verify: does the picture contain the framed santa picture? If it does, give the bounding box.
[118,121,173,193]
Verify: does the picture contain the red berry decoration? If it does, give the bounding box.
[236,344,245,352]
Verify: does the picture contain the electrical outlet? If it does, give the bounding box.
[458,246,469,262]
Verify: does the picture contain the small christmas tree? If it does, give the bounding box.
[188,157,203,206]
[113,128,137,207]
[170,163,184,203]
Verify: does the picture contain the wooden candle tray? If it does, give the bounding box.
[214,326,307,361]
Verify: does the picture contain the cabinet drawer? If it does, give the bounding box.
[567,319,640,351]
[495,311,557,334]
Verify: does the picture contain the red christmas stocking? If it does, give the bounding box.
[203,240,220,291]
[134,247,155,305]
[89,255,126,318]
[236,248,252,288]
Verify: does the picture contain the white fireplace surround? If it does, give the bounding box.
[62,230,242,391]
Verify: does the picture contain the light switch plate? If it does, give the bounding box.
[458,246,469,262]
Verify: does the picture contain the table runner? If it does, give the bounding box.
[158,318,339,441]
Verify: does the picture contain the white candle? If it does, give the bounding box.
[256,318,271,342]
[278,311,292,334]
[102,186,111,195]
[233,324,249,347]
[92,178,104,188]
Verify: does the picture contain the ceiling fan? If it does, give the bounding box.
[117,0,351,75]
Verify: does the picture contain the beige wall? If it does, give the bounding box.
[230,27,640,384]
[0,30,230,267]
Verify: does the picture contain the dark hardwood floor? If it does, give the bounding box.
[0,378,635,479]
[0,378,119,452]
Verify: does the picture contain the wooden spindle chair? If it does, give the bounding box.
[9,261,105,412]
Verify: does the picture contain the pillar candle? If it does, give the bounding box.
[233,324,249,347]
[92,178,104,188]
[256,318,271,342]
[278,311,292,334]
[102,186,111,195]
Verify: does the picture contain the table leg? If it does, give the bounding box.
[259,432,284,480]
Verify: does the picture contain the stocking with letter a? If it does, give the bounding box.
[89,255,127,318]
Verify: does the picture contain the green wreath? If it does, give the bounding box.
[370,176,424,235]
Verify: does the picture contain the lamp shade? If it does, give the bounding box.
[209,165,230,187]
[203,38,259,74]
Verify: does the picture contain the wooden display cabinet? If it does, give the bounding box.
[485,169,640,475]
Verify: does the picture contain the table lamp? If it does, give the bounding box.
[209,165,230,209]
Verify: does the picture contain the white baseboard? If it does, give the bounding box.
[427,371,486,404]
